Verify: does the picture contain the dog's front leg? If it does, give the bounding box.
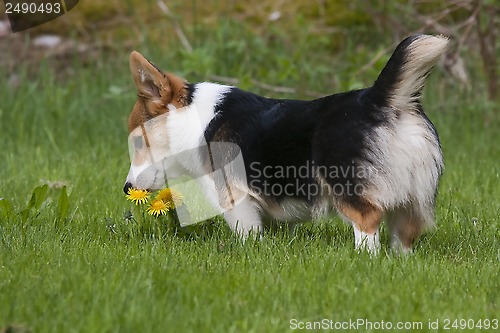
[223,196,263,239]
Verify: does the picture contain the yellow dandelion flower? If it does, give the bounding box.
[126,188,150,205]
[147,199,171,216]
[155,188,183,207]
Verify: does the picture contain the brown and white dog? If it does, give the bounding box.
[124,34,449,254]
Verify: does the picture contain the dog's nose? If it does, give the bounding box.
[123,182,133,194]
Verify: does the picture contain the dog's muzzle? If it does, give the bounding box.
[123,182,133,194]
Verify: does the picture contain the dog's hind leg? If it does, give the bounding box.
[386,207,424,255]
[337,201,384,255]
[223,196,263,240]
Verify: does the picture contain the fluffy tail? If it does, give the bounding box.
[369,34,449,109]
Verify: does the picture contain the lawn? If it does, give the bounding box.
[1,10,499,333]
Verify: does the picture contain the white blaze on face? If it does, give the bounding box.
[126,112,171,190]
[126,83,233,190]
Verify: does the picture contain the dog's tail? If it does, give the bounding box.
[369,34,449,109]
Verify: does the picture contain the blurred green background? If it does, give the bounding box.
[2,0,498,100]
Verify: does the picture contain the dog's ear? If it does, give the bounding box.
[129,51,172,105]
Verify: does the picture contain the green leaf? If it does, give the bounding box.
[57,186,69,220]
[27,184,49,210]
[0,198,14,220]
[19,208,30,222]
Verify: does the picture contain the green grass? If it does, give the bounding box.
[1,27,499,333]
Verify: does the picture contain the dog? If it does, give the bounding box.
[124,34,449,254]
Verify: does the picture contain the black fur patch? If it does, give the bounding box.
[204,87,389,207]
[185,83,195,105]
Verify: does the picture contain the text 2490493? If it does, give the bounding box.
[5,2,61,14]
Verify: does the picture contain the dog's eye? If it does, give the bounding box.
[134,136,144,149]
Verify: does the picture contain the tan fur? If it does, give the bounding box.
[128,51,190,132]
[387,209,422,248]
[337,202,384,235]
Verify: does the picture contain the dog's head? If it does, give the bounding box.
[124,52,190,193]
